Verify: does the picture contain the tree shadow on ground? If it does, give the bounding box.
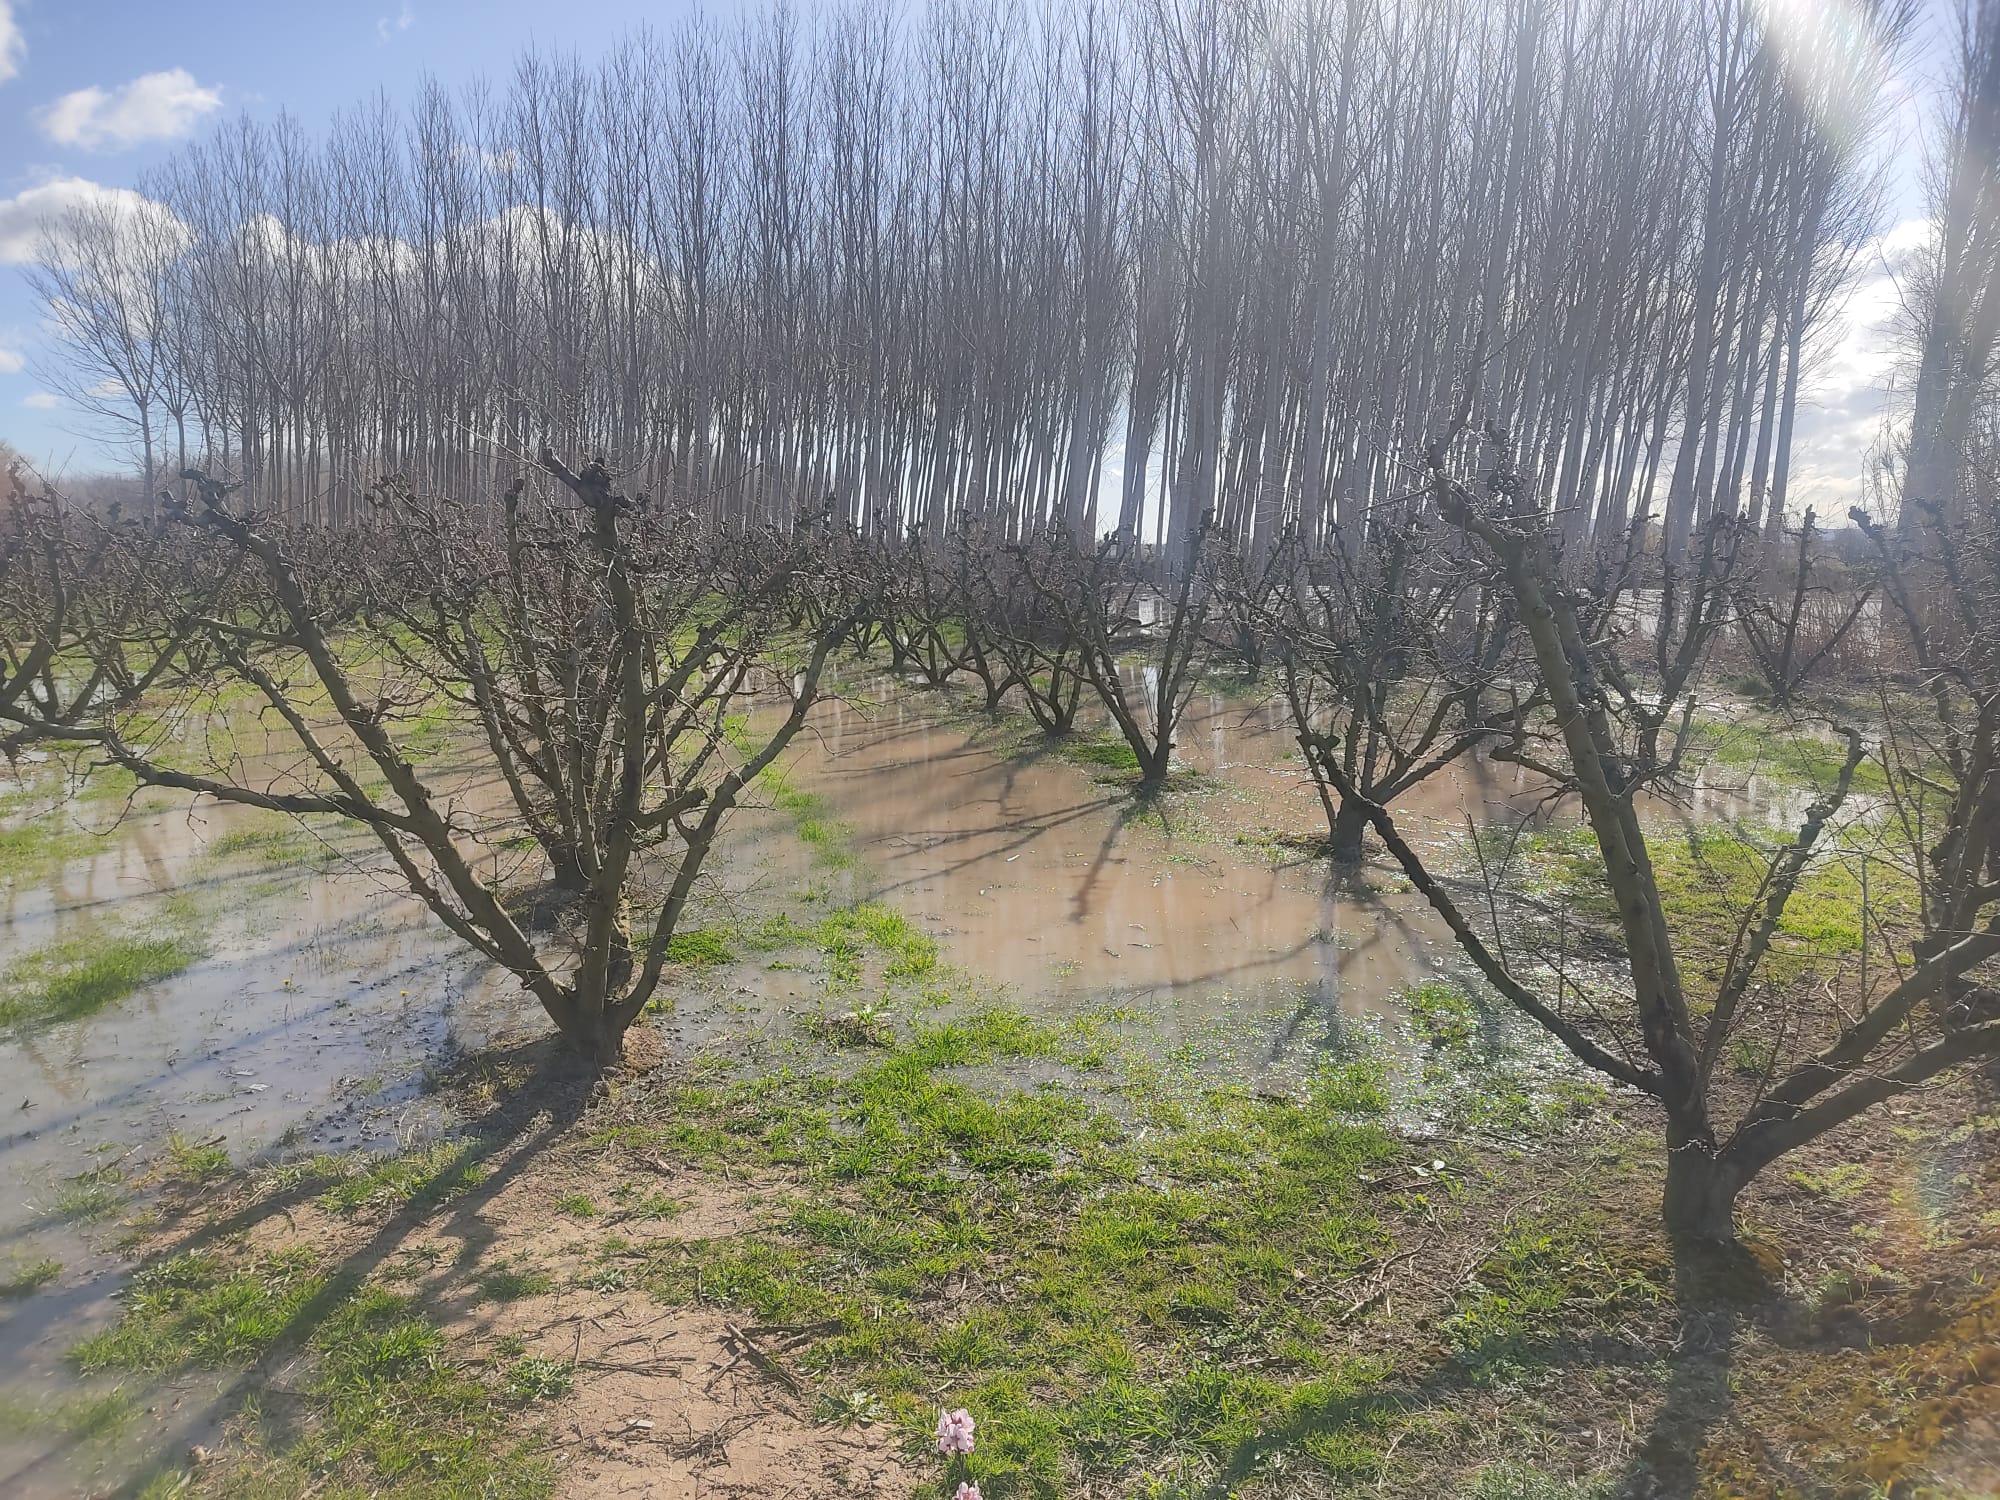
[1614,1243,1753,1499]
[1192,1238,1763,1500]
[17,1034,599,1499]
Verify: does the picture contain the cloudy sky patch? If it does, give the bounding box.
[36,68,224,151]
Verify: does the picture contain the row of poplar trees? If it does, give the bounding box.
[31,0,1927,558]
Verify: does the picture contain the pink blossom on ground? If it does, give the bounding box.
[954,1485,983,1500]
[935,1407,976,1456]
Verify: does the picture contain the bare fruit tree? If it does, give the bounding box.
[1266,503,1520,861]
[1298,447,2000,1245]
[1003,522,1217,788]
[34,458,846,1065]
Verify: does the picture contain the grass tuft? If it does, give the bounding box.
[0,928,202,1031]
[0,1257,61,1298]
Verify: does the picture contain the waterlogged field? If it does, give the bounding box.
[0,671,1992,1500]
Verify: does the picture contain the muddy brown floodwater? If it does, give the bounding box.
[754,683,1513,1029]
[0,671,1792,1497]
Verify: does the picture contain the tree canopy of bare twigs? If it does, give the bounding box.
[1,458,850,1064]
[25,0,1914,563]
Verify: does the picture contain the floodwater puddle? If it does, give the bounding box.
[0,670,1813,1495]
[0,776,533,1498]
[748,684,1492,1031]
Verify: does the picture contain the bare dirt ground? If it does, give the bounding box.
[436,1177,916,1500]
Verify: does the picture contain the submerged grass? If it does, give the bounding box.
[1691,710,1892,794]
[743,733,860,870]
[0,1257,61,1298]
[0,927,203,1031]
[0,1389,138,1444]
[0,816,105,878]
[741,900,940,989]
[201,822,334,869]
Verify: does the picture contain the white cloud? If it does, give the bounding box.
[35,69,224,151]
[377,4,414,44]
[0,3,22,86]
[0,348,22,375]
[453,144,517,175]
[0,177,186,264]
[21,392,58,410]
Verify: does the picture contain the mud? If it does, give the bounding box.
[0,670,1820,1496]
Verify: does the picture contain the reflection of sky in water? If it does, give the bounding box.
[0,777,534,1500]
[0,671,1837,1496]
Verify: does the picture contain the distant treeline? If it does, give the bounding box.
[31,0,1915,556]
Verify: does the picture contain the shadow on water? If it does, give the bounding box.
[1,1036,596,1500]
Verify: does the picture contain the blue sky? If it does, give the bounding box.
[0,0,1968,502]
[0,0,721,469]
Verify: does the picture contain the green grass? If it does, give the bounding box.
[753,761,859,869]
[476,1265,555,1302]
[395,696,456,763]
[1465,1464,1616,1499]
[663,927,736,966]
[584,1012,1493,1496]
[1788,1162,1872,1203]
[53,1184,128,1224]
[1439,1222,1658,1384]
[85,1255,552,1499]
[80,994,1640,1499]
[164,1131,232,1183]
[312,1140,488,1217]
[0,1257,61,1298]
[609,1184,683,1221]
[1060,735,1143,774]
[1525,822,1913,990]
[811,903,939,986]
[71,1248,328,1374]
[0,927,202,1030]
[504,1355,576,1402]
